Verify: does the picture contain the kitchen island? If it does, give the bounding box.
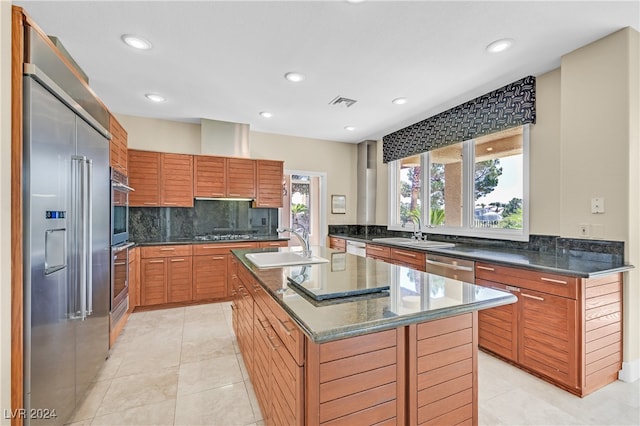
[231,246,516,425]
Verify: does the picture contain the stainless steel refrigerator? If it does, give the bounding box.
[23,66,110,425]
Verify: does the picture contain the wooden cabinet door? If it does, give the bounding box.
[475,279,518,361]
[128,150,161,206]
[226,158,256,198]
[270,331,304,426]
[161,153,194,207]
[128,247,139,312]
[140,258,166,305]
[255,160,283,207]
[194,155,226,198]
[109,115,128,173]
[252,304,272,424]
[167,256,193,303]
[518,288,578,389]
[193,254,227,300]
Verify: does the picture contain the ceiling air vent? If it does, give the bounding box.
[329,96,358,108]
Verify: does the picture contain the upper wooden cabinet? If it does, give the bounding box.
[161,153,194,207]
[194,156,258,200]
[255,160,284,208]
[128,150,160,206]
[226,157,256,198]
[194,155,226,198]
[128,149,194,207]
[109,114,128,173]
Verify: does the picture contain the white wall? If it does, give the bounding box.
[559,28,639,374]
[1,2,12,422]
[116,114,201,155]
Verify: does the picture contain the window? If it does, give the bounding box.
[388,125,529,241]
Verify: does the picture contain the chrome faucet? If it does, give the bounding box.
[410,216,423,240]
[277,227,311,258]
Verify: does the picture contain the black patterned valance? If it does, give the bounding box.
[382,76,536,163]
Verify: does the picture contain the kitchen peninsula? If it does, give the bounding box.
[231,246,516,425]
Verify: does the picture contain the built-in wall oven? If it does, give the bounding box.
[111,168,132,245]
[110,168,134,328]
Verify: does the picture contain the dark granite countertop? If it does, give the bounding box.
[329,233,633,278]
[133,236,290,246]
[233,246,517,343]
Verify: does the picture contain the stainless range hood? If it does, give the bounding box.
[357,140,377,225]
[200,118,251,158]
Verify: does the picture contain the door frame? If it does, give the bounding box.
[281,169,327,247]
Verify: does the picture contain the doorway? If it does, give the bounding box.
[280,171,327,247]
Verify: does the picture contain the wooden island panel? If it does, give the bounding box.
[409,312,477,426]
[306,328,406,426]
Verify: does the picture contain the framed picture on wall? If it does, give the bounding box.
[331,195,346,214]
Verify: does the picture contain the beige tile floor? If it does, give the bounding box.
[69,302,639,426]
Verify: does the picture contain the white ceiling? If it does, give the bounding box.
[14,0,640,143]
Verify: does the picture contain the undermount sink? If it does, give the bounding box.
[371,237,455,249]
[245,251,329,269]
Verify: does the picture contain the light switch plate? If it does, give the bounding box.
[591,197,605,214]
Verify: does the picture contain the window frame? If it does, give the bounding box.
[388,125,530,241]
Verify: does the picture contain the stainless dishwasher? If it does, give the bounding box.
[425,253,475,282]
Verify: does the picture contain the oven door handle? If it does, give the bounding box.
[112,242,135,253]
[112,182,135,192]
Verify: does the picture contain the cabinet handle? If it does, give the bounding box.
[540,277,568,285]
[170,258,186,262]
[395,250,417,258]
[477,265,495,271]
[113,261,127,266]
[163,202,178,205]
[265,242,281,246]
[267,333,280,350]
[211,256,225,260]
[276,317,293,336]
[160,248,175,251]
[149,260,164,264]
[521,293,544,301]
[143,202,158,205]
[228,193,242,196]
[258,318,270,329]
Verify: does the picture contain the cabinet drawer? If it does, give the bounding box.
[263,292,305,366]
[366,244,390,259]
[329,237,346,251]
[141,245,193,258]
[259,240,289,248]
[476,262,578,299]
[390,248,425,270]
[193,242,258,256]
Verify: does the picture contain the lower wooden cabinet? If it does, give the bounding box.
[137,242,263,307]
[128,247,140,312]
[475,262,622,396]
[328,237,346,251]
[139,245,193,306]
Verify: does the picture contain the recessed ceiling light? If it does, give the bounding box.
[259,111,273,118]
[486,147,494,152]
[346,0,366,3]
[284,72,305,83]
[344,126,356,132]
[121,34,152,50]
[486,38,514,53]
[392,97,408,105]
[145,93,165,103]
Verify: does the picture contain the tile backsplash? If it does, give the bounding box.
[130,200,279,242]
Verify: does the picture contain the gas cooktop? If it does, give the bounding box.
[194,234,254,241]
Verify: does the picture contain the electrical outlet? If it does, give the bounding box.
[591,197,605,214]
[579,224,590,237]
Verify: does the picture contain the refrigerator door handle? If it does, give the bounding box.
[86,158,93,316]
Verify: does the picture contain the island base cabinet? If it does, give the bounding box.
[408,312,478,426]
[305,328,406,426]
